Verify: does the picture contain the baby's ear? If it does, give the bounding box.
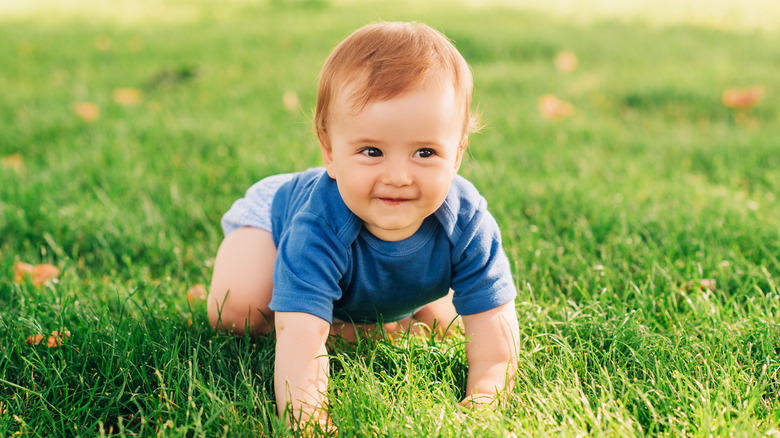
[319,131,336,178]
[454,140,468,172]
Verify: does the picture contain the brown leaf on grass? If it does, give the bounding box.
[14,262,60,286]
[186,284,207,304]
[722,86,764,109]
[32,264,60,286]
[72,102,100,122]
[26,331,71,348]
[685,279,717,292]
[25,334,46,346]
[539,94,575,120]
[555,51,578,72]
[113,88,143,106]
[13,261,34,283]
[1,154,24,170]
[47,330,72,348]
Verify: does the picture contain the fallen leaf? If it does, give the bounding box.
[14,262,59,286]
[283,90,299,111]
[47,335,62,348]
[539,94,575,120]
[53,330,71,339]
[26,331,70,348]
[72,102,100,123]
[186,284,207,304]
[113,88,143,106]
[25,334,45,346]
[722,86,764,109]
[47,330,71,348]
[555,51,578,72]
[13,261,34,283]
[32,264,60,286]
[1,154,24,170]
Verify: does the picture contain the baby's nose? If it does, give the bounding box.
[381,162,413,187]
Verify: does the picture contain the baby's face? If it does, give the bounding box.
[321,79,465,241]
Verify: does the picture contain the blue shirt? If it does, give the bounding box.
[230,167,516,324]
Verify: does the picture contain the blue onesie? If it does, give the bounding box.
[222,167,516,324]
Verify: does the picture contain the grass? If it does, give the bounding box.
[1,0,779,436]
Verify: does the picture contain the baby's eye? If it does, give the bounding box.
[360,147,383,158]
[414,148,436,158]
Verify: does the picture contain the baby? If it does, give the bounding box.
[208,21,520,430]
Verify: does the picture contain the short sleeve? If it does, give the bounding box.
[450,203,517,316]
[269,212,349,324]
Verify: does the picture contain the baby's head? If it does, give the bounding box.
[314,21,478,150]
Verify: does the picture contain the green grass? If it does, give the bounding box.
[1,0,779,436]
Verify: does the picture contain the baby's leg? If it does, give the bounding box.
[208,227,276,337]
[411,289,460,337]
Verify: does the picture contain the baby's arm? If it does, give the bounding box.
[460,300,520,405]
[274,311,331,429]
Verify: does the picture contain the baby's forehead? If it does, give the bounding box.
[333,72,460,118]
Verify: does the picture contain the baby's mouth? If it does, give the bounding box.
[378,197,409,205]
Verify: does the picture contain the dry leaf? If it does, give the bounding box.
[13,262,34,283]
[47,335,62,348]
[32,264,60,286]
[555,51,578,72]
[27,331,70,348]
[186,284,207,304]
[14,262,59,286]
[72,102,100,123]
[722,86,764,109]
[685,279,717,292]
[113,88,143,106]
[1,154,24,170]
[25,334,45,346]
[539,94,575,120]
[47,330,72,348]
[283,90,299,111]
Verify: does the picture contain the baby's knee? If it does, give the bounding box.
[207,289,274,336]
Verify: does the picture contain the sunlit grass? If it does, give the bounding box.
[1,0,779,436]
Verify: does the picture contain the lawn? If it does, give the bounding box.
[1,0,779,436]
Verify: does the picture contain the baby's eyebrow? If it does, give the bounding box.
[346,138,447,149]
[410,140,445,148]
[348,137,384,146]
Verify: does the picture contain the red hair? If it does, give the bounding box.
[315,21,478,148]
